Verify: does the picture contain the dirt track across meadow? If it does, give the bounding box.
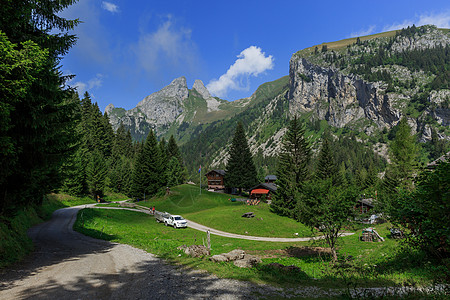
[95,205,355,242]
[0,205,350,299]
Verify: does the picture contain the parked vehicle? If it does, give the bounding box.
[155,211,171,223]
[165,215,188,228]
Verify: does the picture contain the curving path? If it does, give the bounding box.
[0,205,437,299]
[92,205,355,241]
[0,205,316,299]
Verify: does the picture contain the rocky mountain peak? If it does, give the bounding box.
[104,103,115,115]
[193,79,212,99]
[192,79,222,112]
[137,76,188,108]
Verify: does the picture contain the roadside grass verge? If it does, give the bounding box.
[139,184,311,238]
[0,191,127,269]
[75,208,446,288]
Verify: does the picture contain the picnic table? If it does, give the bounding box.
[242,212,254,218]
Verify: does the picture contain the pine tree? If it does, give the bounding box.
[166,135,186,185]
[316,134,337,182]
[389,118,419,190]
[129,130,162,199]
[0,0,79,211]
[62,148,86,196]
[159,137,168,187]
[271,116,311,217]
[224,122,258,194]
[166,157,184,187]
[86,149,107,198]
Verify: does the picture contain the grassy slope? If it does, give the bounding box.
[137,184,310,238]
[296,29,399,56]
[75,207,443,288]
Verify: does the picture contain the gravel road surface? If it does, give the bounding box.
[0,205,339,299]
[1,205,434,299]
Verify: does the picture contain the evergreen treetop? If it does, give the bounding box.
[224,122,258,193]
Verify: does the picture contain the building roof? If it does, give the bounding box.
[251,189,269,194]
[205,169,226,176]
[250,182,277,192]
[264,175,277,181]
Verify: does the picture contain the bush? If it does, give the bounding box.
[389,160,449,261]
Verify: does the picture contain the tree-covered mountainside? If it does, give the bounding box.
[180,25,448,181]
[103,25,449,185]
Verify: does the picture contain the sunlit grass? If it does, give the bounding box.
[138,184,311,238]
[75,208,446,288]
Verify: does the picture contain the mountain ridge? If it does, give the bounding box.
[106,25,449,179]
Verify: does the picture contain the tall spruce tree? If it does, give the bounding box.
[129,130,162,199]
[0,0,79,212]
[86,149,107,198]
[271,116,311,217]
[389,118,419,190]
[316,134,337,181]
[166,135,186,186]
[224,122,258,194]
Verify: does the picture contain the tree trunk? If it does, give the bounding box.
[331,247,338,262]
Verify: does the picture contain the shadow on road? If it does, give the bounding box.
[14,259,263,299]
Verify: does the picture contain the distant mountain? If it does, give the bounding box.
[106,25,449,179]
[105,77,250,141]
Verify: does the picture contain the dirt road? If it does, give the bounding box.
[0,206,274,299]
[94,206,355,241]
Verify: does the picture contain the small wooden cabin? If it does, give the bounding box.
[205,170,226,190]
[249,183,277,200]
[355,198,374,214]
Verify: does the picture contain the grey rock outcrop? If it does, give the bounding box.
[136,77,188,127]
[193,79,222,112]
[182,245,209,257]
[209,249,261,268]
[390,25,450,52]
[289,57,400,130]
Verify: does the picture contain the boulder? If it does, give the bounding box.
[222,249,245,261]
[184,245,209,257]
[209,254,228,262]
[233,255,262,268]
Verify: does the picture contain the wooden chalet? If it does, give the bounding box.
[249,182,277,201]
[205,170,226,190]
[355,198,374,214]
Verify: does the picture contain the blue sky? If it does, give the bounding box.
[60,0,450,111]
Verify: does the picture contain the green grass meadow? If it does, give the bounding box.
[137,184,311,238]
[73,185,447,289]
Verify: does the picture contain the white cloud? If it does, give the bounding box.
[383,11,450,31]
[349,25,376,38]
[102,1,119,13]
[71,73,104,95]
[133,16,199,78]
[206,46,274,97]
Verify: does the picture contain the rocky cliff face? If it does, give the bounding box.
[288,26,450,141]
[192,80,222,112]
[289,57,400,132]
